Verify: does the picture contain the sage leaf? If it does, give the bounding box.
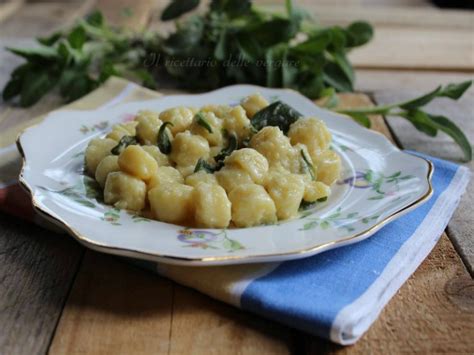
[292,31,332,56]
[332,50,354,84]
[86,11,104,27]
[6,45,58,62]
[319,87,339,109]
[400,86,442,110]
[345,21,373,47]
[111,136,138,155]
[194,158,215,173]
[323,62,354,92]
[211,0,251,18]
[300,149,316,180]
[428,114,472,162]
[251,100,302,133]
[161,0,200,21]
[400,81,472,110]
[438,80,472,99]
[157,122,174,154]
[214,29,227,61]
[347,112,371,128]
[68,26,87,50]
[195,112,213,133]
[37,32,62,46]
[236,34,261,62]
[214,133,238,164]
[20,70,57,107]
[300,196,328,210]
[400,110,438,137]
[2,77,22,101]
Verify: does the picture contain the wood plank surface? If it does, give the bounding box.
[306,235,474,354]
[47,93,473,354]
[312,4,474,30]
[0,214,83,355]
[373,88,474,275]
[168,286,295,354]
[0,0,24,23]
[48,252,174,355]
[349,26,474,71]
[263,1,474,29]
[0,1,94,37]
[258,1,474,71]
[356,70,474,93]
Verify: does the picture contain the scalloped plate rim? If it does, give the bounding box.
[16,84,434,266]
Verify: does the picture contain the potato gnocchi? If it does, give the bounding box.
[84,93,341,228]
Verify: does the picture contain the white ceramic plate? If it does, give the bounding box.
[17,85,433,265]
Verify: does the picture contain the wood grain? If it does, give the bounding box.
[49,252,298,355]
[95,0,156,31]
[355,70,474,93]
[259,1,474,29]
[0,1,94,37]
[0,0,23,23]
[49,252,174,355]
[168,286,295,355]
[373,88,474,275]
[0,214,83,355]
[306,235,474,354]
[349,26,474,71]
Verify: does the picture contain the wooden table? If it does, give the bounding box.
[1,1,473,354]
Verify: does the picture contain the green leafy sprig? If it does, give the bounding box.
[2,11,155,107]
[336,81,473,161]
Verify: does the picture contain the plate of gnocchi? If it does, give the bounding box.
[17,85,433,265]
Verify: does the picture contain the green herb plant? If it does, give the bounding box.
[2,0,472,161]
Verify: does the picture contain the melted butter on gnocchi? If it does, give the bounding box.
[84,93,341,228]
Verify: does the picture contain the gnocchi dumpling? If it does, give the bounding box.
[303,179,331,202]
[224,148,268,184]
[249,126,299,173]
[118,145,158,181]
[176,165,197,178]
[141,145,170,166]
[106,122,138,141]
[228,184,277,227]
[215,167,254,193]
[190,111,224,146]
[241,93,269,118]
[159,107,194,134]
[313,150,341,186]
[201,104,231,119]
[148,183,194,224]
[170,131,210,167]
[288,117,332,157]
[148,166,184,190]
[135,110,162,145]
[104,172,147,211]
[194,183,231,228]
[223,105,251,140]
[185,171,218,187]
[95,155,120,187]
[264,171,305,220]
[85,138,117,175]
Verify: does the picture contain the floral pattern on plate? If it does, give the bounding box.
[18,85,433,265]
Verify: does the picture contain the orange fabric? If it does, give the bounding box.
[0,184,35,221]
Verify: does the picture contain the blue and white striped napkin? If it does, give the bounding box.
[140,154,469,345]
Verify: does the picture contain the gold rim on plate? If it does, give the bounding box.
[16,133,434,265]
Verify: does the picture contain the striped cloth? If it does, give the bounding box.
[0,78,470,344]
